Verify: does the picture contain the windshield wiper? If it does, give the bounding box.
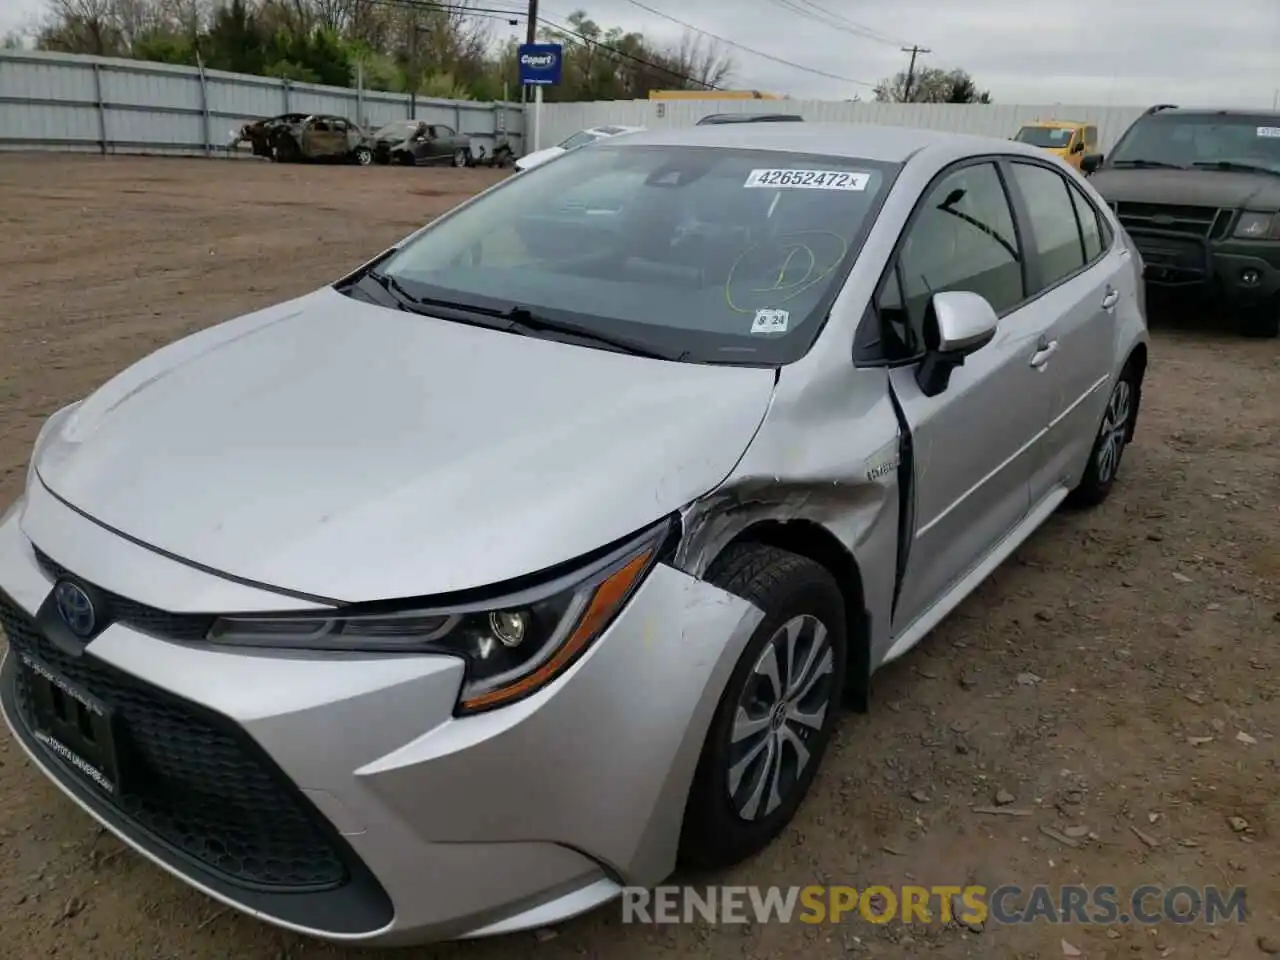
[1110,159,1186,169]
[364,272,682,361]
[1192,160,1280,178]
[362,270,511,330]
[503,306,685,361]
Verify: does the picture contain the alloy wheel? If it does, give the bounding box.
[1096,379,1132,485]
[727,614,835,821]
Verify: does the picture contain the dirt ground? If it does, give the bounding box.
[0,155,1277,960]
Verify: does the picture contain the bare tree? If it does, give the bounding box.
[40,0,125,54]
[664,31,732,90]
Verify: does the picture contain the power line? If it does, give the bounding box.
[615,0,875,88]
[365,0,720,89]
[767,0,913,48]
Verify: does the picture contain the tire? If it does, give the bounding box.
[452,148,469,168]
[352,146,372,166]
[679,543,847,870]
[270,137,298,163]
[1240,305,1279,339]
[1067,361,1140,508]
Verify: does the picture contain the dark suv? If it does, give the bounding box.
[1083,105,1280,338]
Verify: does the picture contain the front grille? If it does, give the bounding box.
[1,594,348,892]
[32,547,213,641]
[1114,201,1224,239]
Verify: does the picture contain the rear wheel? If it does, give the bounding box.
[1067,362,1140,508]
[679,544,846,869]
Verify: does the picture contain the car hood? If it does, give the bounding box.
[515,146,566,171]
[1089,167,1280,209]
[34,287,776,604]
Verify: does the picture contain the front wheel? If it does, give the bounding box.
[679,543,846,870]
[1067,364,1139,508]
[1240,304,1279,339]
[452,148,469,168]
[352,145,372,166]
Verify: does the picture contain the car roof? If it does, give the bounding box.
[605,121,1051,165]
[1022,119,1089,128]
[1148,107,1280,121]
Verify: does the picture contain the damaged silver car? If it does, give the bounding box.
[0,123,1147,945]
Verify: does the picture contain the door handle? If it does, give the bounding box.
[1030,340,1059,369]
[1101,288,1120,310]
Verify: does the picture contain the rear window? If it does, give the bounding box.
[380,144,899,364]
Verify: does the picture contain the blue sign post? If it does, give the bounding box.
[517,43,563,154]
[517,43,563,86]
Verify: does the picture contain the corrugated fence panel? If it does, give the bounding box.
[0,49,524,158]
[533,99,1148,153]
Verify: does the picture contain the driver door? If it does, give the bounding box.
[883,160,1058,634]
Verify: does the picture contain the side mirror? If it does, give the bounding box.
[1071,141,1085,154]
[915,291,999,397]
[1080,152,1104,175]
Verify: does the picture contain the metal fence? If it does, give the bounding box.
[536,99,1152,153]
[0,49,523,159]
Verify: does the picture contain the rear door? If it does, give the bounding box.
[302,118,341,158]
[1005,161,1124,493]
[435,125,462,159]
[879,160,1059,633]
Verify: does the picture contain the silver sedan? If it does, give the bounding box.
[0,122,1147,945]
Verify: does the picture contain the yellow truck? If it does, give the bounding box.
[1012,120,1098,170]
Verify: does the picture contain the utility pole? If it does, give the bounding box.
[525,0,540,147]
[900,45,931,102]
[525,0,539,46]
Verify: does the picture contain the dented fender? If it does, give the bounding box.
[674,363,906,671]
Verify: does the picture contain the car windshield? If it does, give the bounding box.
[558,131,601,150]
[1014,126,1074,148]
[376,121,420,139]
[1109,114,1280,172]
[376,144,897,365]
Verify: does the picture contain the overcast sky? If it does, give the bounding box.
[3,0,1279,108]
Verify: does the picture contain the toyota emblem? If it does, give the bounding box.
[53,581,97,638]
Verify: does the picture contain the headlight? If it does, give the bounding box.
[206,519,672,714]
[1233,212,1278,239]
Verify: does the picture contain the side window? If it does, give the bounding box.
[332,119,348,133]
[311,119,330,132]
[1085,126,1098,149]
[897,162,1025,334]
[873,266,917,360]
[1066,181,1104,262]
[1009,163,1087,290]
[435,125,456,137]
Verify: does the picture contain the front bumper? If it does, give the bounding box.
[0,490,762,944]
[1134,232,1280,303]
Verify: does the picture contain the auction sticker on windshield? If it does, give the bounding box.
[1256,127,1280,138]
[744,169,870,190]
[751,309,790,334]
